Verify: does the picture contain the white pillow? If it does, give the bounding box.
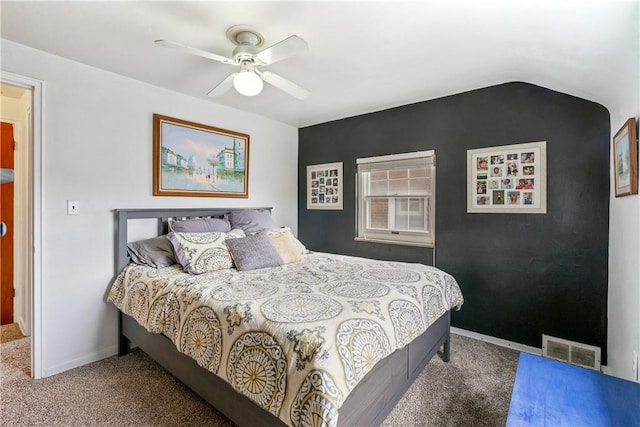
[263,227,308,256]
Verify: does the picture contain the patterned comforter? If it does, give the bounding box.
[108,252,463,427]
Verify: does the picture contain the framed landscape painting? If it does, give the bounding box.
[153,114,249,198]
[613,117,638,197]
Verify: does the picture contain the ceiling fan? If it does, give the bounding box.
[156,25,310,99]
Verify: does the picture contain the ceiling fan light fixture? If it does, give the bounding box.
[233,70,263,96]
[157,26,309,99]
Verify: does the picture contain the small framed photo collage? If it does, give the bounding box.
[467,141,547,214]
[307,162,343,210]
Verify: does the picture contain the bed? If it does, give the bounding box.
[108,207,463,427]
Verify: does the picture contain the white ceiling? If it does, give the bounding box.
[1,1,638,128]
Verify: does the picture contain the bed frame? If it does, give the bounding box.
[114,208,452,427]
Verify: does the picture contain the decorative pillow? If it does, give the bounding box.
[266,229,305,264]
[169,217,231,233]
[167,229,245,274]
[127,236,176,268]
[264,227,308,256]
[228,209,275,234]
[225,233,283,271]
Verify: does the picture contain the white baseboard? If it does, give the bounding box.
[451,326,542,355]
[15,318,30,337]
[43,345,118,378]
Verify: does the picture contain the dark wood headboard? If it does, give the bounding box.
[114,207,272,274]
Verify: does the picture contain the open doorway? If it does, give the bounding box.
[0,83,33,336]
[1,83,31,346]
[0,73,42,379]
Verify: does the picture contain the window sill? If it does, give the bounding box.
[354,237,433,248]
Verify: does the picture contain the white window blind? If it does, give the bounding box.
[356,151,435,247]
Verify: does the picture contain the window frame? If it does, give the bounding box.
[355,150,435,247]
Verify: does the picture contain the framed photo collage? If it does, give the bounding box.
[306,162,343,210]
[467,141,547,214]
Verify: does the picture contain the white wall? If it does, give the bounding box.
[605,3,640,382]
[1,39,299,376]
[608,120,640,382]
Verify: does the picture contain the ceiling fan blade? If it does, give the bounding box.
[155,40,234,65]
[260,71,310,100]
[255,35,308,65]
[207,73,238,97]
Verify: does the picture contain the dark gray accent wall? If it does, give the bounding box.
[298,82,610,361]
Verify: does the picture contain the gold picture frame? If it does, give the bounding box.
[153,114,249,198]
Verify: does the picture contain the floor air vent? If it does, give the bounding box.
[542,334,601,371]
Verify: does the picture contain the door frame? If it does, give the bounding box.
[1,71,43,379]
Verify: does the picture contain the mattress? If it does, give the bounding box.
[108,251,463,426]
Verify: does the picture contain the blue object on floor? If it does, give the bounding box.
[506,352,640,427]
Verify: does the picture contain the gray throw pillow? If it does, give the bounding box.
[127,236,176,268]
[169,217,231,233]
[225,233,283,271]
[228,209,275,234]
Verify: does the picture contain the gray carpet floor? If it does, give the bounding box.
[0,323,25,343]
[0,333,519,426]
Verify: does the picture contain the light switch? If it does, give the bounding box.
[67,200,79,215]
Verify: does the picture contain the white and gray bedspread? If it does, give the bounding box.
[108,252,463,427]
